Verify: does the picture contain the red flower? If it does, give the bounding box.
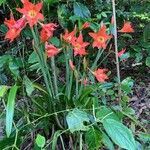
[93,69,108,82]
[16,0,44,27]
[40,23,57,42]
[118,48,126,57]
[69,60,75,71]
[4,15,26,42]
[72,33,89,56]
[45,42,59,57]
[89,25,111,49]
[82,22,90,29]
[119,22,134,33]
[62,27,76,44]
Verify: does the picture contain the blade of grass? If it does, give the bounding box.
[6,85,18,137]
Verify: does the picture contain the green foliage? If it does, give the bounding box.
[0,0,149,149]
[85,127,102,150]
[0,85,8,97]
[66,109,90,133]
[35,134,46,148]
[103,119,137,150]
[73,2,91,18]
[6,85,18,137]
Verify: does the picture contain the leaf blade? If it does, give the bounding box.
[6,85,18,137]
[103,119,136,150]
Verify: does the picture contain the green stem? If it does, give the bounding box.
[76,57,81,98]
[91,48,104,70]
[68,72,73,100]
[64,47,70,98]
[31,28,53,99]
[51,57,59,98]
[31,28,63,128]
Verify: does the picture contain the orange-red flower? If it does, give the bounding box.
[72,33,89,56]
[16,0,44,27]
[40,23,57,42]
[89,25,111,49]
[69,60,75,71]
[119,22,134,33]
[118,48,126,57]
[4,15,26,42]
[93,68,108,82]
[62,27,76,44]
[45,42,59,57]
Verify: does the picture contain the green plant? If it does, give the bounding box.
[0,0,149,149]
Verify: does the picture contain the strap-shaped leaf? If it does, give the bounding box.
[6,85,18,137]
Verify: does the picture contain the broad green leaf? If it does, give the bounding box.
[96,106,119,121]
[103,119,136,150]
[73,2,91,18]
[36,134,46,148]
[66,108,90,133]
[24,76,34,96]
[85,127,102,150]
[102,132,115,150]
[6,85,18,137]
[0,85,8,97]
[146,57,150,67]
[121,77,134,94]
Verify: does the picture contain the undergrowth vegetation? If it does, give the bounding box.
[0,0,149,150]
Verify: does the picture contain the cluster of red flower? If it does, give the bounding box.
[4,0,134,83]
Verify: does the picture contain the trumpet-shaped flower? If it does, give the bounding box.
[89,25,111,49]
[93,68,108,82]
[45,42,59,58]
[16,0,44,27]
[62,27,76,44]
[40,23,57,42]
[4,15,26,42]
[119,22,134,33]
[72,33,89,56]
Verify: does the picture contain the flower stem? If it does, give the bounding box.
[51,57,59,98]
[91,48,104,70]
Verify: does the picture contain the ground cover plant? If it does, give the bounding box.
[0,0,149,149]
